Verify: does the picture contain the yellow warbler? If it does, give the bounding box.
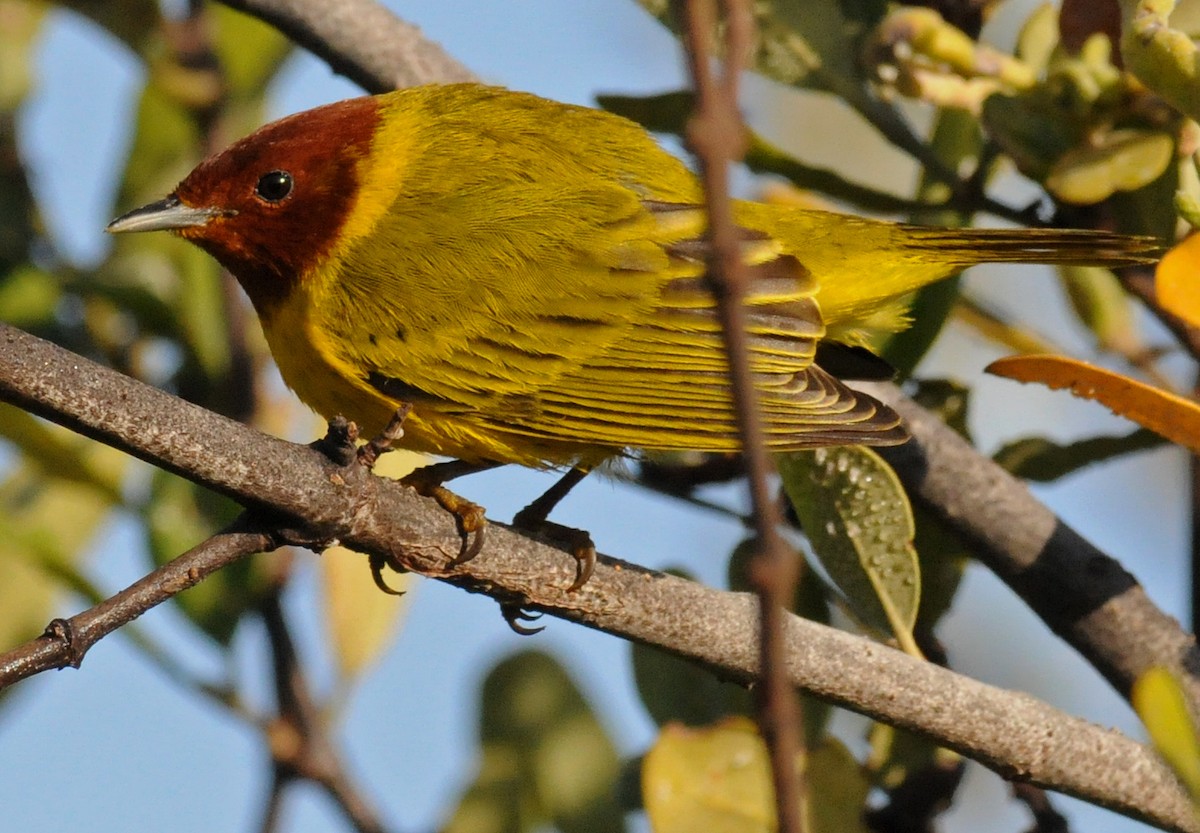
[107,84,1157,581]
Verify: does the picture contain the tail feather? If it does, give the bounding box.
[901,226,1163,267]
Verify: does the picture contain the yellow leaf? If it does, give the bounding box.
[643,718,775,833]
[1132,667,1200,804]
[986,354,1200,452]
[1045,130,1175,205]
[322,450,422,681]
[1156,232,1200,328]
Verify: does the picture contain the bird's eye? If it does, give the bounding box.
[255,170,293,203]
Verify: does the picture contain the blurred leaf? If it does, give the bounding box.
[1059,264,1139,353]
[1157,232,1200,328]
[452,651,622,833]
[806,738,871,833]
[987,354,1200,453]
[1121,0,1200,122]
[210,4,293,99]
[643,717,774,833]
[981,92,1079,182]
[0,1,45,110]
[634,0,884,91]
[1132,666,1200,804]
[322,450,423,684]
[1109,147,1180,241]
[0,404,124,501]
[779,447,921,654]
[0,455,119,698]
[993,428,1164,481]
[1018,3,1061,77]
[442,743,529,833]
[142,470,263,644]
[643,719,869,833]
[1045,129,1175,205]
[911,505,969,635]
[55,0,159,50]
[321,546,411,683]
[0,266,61,326]
[910,378,973,440]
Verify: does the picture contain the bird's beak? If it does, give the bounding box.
[106,195,223,234]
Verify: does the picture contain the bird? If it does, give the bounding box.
[107,82,1159,591]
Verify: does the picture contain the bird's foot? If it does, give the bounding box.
[401,464,489,564]
[511,510,596,592]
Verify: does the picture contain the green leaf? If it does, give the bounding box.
[1132,666,1200,804]
[779,447,920,653]
[1071,263,1138,334]
[806,737,872,833]
[211,4,293,99]
[992,428,1164,481]
[447,651,623,833]
[0,404,125,501]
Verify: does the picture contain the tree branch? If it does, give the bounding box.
[218,0,476,93]
[0,323,1195,832]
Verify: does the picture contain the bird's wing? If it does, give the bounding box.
[359,199,904,454]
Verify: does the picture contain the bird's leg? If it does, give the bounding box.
[512,466,595,592]
[401,459,500,567]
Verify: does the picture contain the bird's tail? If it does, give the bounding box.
[818,225,1161,346]
[899,225,1162,268]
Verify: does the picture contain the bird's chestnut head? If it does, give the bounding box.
[108,95,381,314]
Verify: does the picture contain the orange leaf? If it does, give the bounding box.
[1156,233,1200,328]
[986,354,1200,453]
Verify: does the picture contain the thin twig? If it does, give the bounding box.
[677,1,804,830]
[0,514,275,687]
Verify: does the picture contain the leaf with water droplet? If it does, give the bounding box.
[779,447,921,654]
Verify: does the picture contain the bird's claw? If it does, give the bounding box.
[500,603,545,635]
[401,471,489,565]
[511,511,596,592]
[368,552,407,596]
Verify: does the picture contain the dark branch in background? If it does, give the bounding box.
[218,0,475,93]
[676,1,804,830]
[859,380,1200,710]
[0,324,1194,832]
[259,589,393,833]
